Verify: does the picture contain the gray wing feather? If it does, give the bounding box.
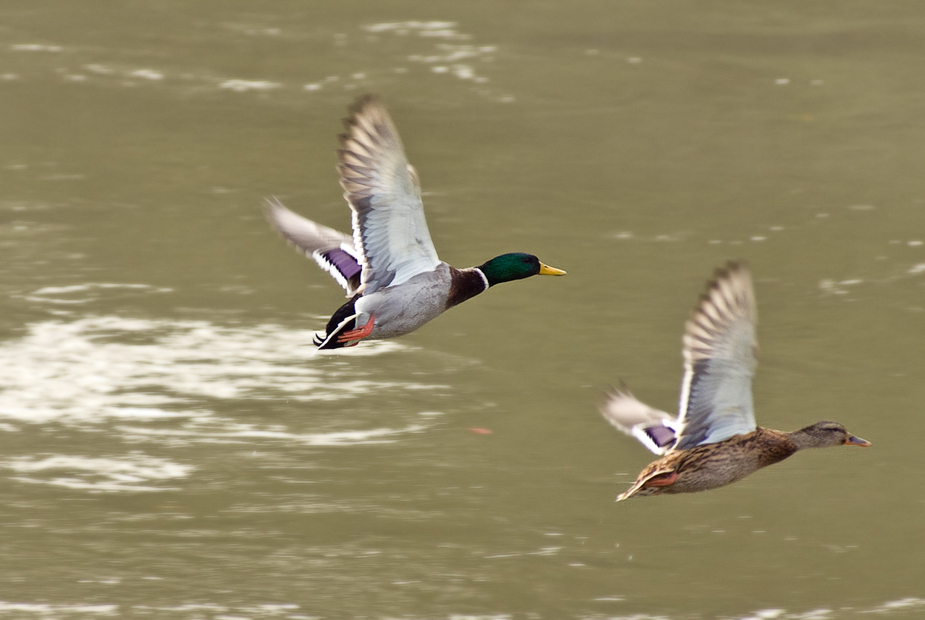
[338,96,441,295]
[600,387,679,455]
[675,262,758,450]
[263,197,362,296]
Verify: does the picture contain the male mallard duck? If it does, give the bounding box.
[601,262,869,501]
[265,95,566,349]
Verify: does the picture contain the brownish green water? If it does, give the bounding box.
[1,2,923,618]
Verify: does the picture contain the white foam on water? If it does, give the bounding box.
[0,602,308,617]
[363,21,458,34]
[365,25,496,86]
[405,43,496,84]
[0,603,117,615]
[788,610,832,620]
[23,283,172,305]
[10,23,506,104]
[219,79,281,92]
[0,315,430,427]
[0,597,920,619]
[83,64,114,75]
[133,603,311,618]
[128,69,164,80]
[2,454,192,492]
[861,598,925,614]
[10,44,63,52]
[119,423,426,446]
[734,610,785,620]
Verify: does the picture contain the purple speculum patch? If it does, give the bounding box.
[647,425,676,448]
[322,249,361,280]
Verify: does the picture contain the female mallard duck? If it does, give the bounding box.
[601,262,869,501]
[265,95,566,349]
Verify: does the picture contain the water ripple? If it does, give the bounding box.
[3,20,512,102]
[0,315,433,427]
[2,454,192,492]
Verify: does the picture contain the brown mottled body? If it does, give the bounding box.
[618,420,870,500]
[626,428,796,498]
[605,260,869,502]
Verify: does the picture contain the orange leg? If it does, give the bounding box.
[643,471,678,488]
[337,315,375,343]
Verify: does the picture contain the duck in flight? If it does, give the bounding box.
[601,262,869,501]
[265,96,565,349]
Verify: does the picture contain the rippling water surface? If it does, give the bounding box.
[1,2,923,619]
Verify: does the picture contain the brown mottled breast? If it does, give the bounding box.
[750,427,799,467]
[445,267,489,310]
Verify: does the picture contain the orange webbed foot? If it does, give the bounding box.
[337,315,375,343]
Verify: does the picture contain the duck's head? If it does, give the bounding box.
[478,253,566,286]
[791,421,871,449]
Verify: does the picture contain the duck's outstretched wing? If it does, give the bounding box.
[600,386,679,455]
[338,96,441,295]
[675,262,758,450]
[263,197,362,296]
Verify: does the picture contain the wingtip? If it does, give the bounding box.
[262,195,284,215]
[600,382,630,411]
[600,382,627,412]
[610,380,633,396]
[689,259,756,329]
[346,94,382,119]
[262,195,288,233]
[713,259,749,280]
[337,95,405,179]
[698,259,750,302]
[341,94,389,135]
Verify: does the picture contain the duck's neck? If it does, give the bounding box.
[788,427,822,451]
[750,427,800,467]
[445,267,490,309]
[786,422,850,450]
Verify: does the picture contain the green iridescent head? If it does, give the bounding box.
[477,253,566,286]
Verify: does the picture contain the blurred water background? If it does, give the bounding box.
[0,1,923,619]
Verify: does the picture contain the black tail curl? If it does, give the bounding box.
[313,294,361,350]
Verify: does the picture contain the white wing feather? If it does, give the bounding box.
[263,197,362,296]
[600,387,679,455]
[675,262,758,450]
[337,96,441,295]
